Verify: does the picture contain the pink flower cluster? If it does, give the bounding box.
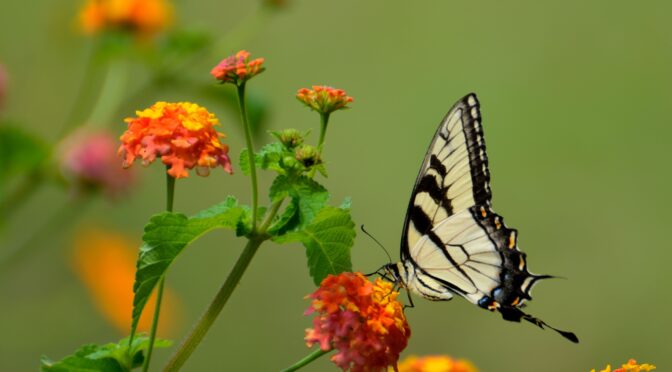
[296,86,353,115]
[59,130,134,197]
[305,272,410,372]
[210,50,265,85]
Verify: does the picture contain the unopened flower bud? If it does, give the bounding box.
[295,145,321,168]
[272,128,304,149]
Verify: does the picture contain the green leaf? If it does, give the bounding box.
[234,204,267,237]
[40,335,171,372]
[273,206,355,285]
[269,176,329,230]
[267,198,299,235]
[131,197,245,336]
[239,143,286,176]
[0,124,49,186]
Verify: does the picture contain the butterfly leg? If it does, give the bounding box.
[403,290,415,310]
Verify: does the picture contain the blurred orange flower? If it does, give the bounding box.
[592,359,656,372]
[396,355,478,372]
[305,272,410,372]
[78,0,173,36]
[210,50,265,85]
[296,86,353,115]
[119,101,232,179]
[71,228,180,335]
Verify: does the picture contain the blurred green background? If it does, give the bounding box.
[1,0,671,371]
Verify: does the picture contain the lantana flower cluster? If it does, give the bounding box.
[296,86,353,115]
[396,355,478,372]
[78,0,172,35]
[210,50,265,85]
[119,101,232,178]
[305,272,411,371]
[591,359,656,372]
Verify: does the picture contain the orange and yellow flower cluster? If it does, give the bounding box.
[296,86,353,115]
[78,0,172,36]
[210,50,265,85]
[592,359,656,372]
[305,272,411,372]
[396,355,478,372]
[119,101,232,179]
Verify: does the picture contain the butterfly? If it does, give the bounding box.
[380,93,578,343]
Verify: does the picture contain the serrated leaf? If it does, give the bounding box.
[239,143,286,176]
[40,335,170,372]
[41,345,123,372]
[269,176,329,230]
[273,206,355,285]
[234,205,267,237]
[267,198,299,235]
[131,197,244,336]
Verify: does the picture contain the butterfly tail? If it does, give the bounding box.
[498,305,579,343]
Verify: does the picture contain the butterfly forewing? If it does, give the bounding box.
[402,93,490,260]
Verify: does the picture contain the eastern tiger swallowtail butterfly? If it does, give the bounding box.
[381,93,578,343]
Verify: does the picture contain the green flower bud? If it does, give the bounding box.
[273,128,304,149]
[295,145,321,168]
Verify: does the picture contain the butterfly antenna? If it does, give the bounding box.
[360,225,393,264]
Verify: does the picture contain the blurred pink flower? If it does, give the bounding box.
[59,129,135,198]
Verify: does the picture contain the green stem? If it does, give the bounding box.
[163,236,264,372]
[317,112,330,150]
[59,42,98,136]
[86,59,128,126]
[142,172,176,372]
[281,348,331,372]
[142,278,165,372]
[236,83,259,232]
[164,198,285,371]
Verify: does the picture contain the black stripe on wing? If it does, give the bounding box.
[401,93,492,260]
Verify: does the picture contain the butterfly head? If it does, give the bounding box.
[380,262,407,288]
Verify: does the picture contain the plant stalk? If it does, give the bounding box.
[142,171,175,372]
[317,112,330,150]
[236,82,259,232]
[163,236,264,372]
[281,348,331,372]
[163,197,285,371]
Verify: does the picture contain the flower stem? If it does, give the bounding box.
[86,59,129,127]
[236,82,259,232]
[164,199,284,371]
[142,172,175,372]
[163,236,264,372]
[281,348,331,372]
[317,112,331,150]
